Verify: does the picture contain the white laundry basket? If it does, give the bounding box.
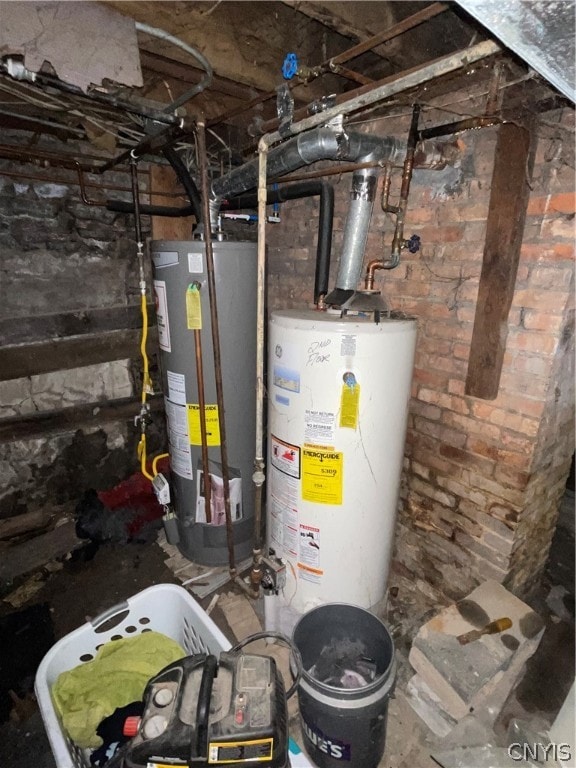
[35,583,231,768]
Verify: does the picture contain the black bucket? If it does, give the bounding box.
[292,603,396,768]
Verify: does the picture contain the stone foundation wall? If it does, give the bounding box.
[0,136,164,519]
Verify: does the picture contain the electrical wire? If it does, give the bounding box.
[230,631,303,699]
[135,21,213,111]
[282,559,298,608]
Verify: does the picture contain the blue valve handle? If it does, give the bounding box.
[282,52,298,80]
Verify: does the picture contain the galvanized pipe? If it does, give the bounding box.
[335,168,378,291]
[260,40,501,136]
[246,135,269,594]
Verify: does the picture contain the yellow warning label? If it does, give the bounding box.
[302,447,343,505]
[185,283,202,329]
[340,382,360,429]
[187,403,221,446]
[208,737,274,764]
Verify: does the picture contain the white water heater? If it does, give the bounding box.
[266,309,417,627]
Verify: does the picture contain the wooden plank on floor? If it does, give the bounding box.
[0,520,85,583]
[0,327,158,381]
[0,509,52,540]
[465,121,535,400]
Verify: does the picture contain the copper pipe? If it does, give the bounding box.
[365,259,384,290]
[0,167,187,200]
[196,119,236,576]
[390,105,420,258]
[364,105,420,288]
[193,307,212,523]
[76,165,103,206]
[380,165,397,213]
[328,62,374,86]
[330,3,448,67]
[418,115,501,140]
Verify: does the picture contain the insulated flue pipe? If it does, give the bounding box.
[223,180,334,303]
[163,147,202,225]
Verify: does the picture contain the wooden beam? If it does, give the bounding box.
[0,304,153,347]
[283,1,386,42]
[465,122,536,400]
[150,164,195,241]
[331,3,449,66]
[140,49,263,102]
[0,395,164,443]
[0,327,158,381]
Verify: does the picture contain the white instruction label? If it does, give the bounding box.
[167,370,186,405]
[340,334,357,357]
[304,410,335,445]
[269,466,299,559]
[188,251,203,274]
[164,398,192,479]
[299,524,320,569]
[153,280,171,352]
[298,522,323,583]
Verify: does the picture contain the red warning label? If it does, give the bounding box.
[270,435,300,479]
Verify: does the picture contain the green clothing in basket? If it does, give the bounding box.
[52,631,185,748]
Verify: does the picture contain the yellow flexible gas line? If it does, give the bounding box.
[138,291,154,481]
[152,452,170,478]
[138,433,153,481]
[140,293,153,402]
[138,294,169,482]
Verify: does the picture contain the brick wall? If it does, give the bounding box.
[267,101,575,600]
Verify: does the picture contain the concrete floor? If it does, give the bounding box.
[0,490,573,768]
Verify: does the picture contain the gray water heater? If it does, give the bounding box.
[151,240,257,565]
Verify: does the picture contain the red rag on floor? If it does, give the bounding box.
[97,457,170,538]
